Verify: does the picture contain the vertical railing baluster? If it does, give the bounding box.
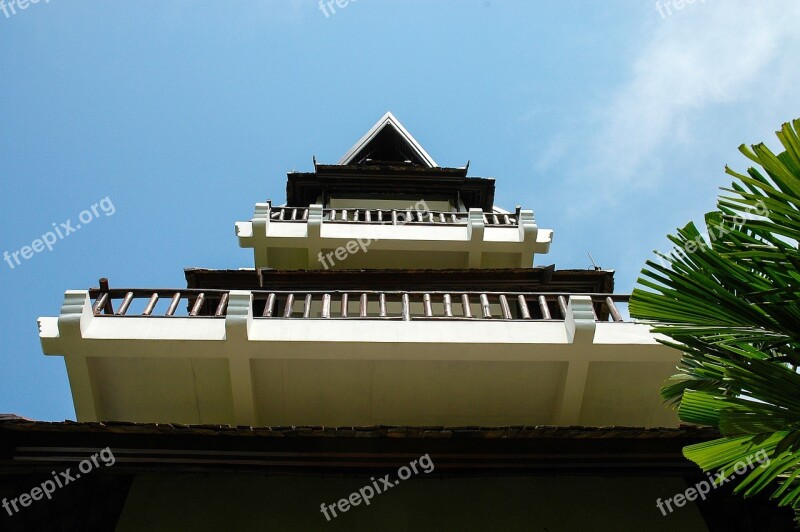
[263,293,276,317]
[439,213,446,223]
[215,293,229,317]
[423,293,433,317]
[517,295,531,319]
[99,278,114,314]
[461,294,473,318]
[190,293,206,316]
[480,294,492,319]
[606,297,623,322]
[557,296,568,319]
[303,294,313,318]
[166,293,182,316]
[378,210,383,223]
[392,210,398,225]
[402,293,411,321]
[499,294,512,319]
[283,293,295,318]
[142,293,159,316]
[93,293,109,315]
[278,209,285,221]
[321,294,331,318]
[360,293,368,317]
[538,295,551,320]
[291,208,298,220]
[493,214,500,225]
[379,293,387,318]
[340,293,349,318]
[443,294,453,317]
[115,292,134,316]
[331,209,337,221]
[365,210,372,222]
[302,209,309,220]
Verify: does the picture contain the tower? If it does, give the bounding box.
[38,112,679,428]
[15,113,780,530]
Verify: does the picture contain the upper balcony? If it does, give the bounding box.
[236,202,553,270]
[38,283,679,430]
[236,112,555,269]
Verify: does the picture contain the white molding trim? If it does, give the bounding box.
[337,111,438,167]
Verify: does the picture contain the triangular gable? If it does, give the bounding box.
[337,112,438,167]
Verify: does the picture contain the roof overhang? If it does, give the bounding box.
[1,418,717,475]
[285,170,494,210]
[184,267,615,295]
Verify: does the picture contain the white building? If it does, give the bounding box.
[19,113,780,531]
[38,112,679,429]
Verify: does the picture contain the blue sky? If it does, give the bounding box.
[1,1,798,421]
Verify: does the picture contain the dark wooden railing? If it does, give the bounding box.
[267,206,520,226]
[89,282,629,322]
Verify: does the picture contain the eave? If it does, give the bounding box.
[0,418,717,476]
[184,267,615,294]
[286,170,495,211]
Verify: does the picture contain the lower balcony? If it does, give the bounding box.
[38,288,680,429]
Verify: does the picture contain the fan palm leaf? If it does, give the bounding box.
[630,119,800,522]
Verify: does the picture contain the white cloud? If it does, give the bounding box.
[542,0,800,206]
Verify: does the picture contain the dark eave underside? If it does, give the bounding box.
[184,267,615,294]
[2,418,794,530]
[314,165,469,178]
[1,418,716,476]
[286,168,495,211]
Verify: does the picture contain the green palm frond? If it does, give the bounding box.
[630,119,800,522]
